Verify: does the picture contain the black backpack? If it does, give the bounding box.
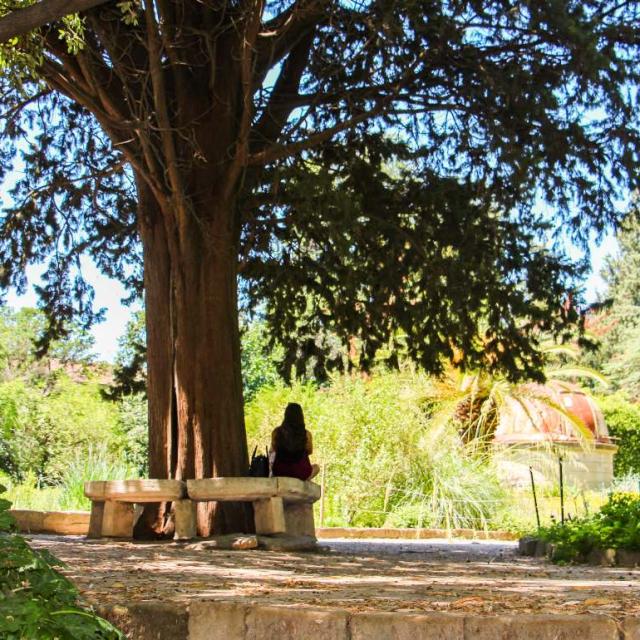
[248,446,270,478]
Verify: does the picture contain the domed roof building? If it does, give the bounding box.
[493,382,617,489]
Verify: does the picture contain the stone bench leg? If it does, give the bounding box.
[102,501,135,537]
[174,499,197,540]
[283,502,316,538]
[253,497,286,534]
[88,501,105,538]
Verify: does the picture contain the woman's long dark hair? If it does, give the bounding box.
[276,402,307,456]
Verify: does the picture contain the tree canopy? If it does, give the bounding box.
[1,0,639,534]
[1,0,638,379]
[587,210,640,399]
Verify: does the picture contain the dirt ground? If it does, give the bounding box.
[29,536,640,619]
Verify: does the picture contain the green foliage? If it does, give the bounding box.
[537,492,640,563]
[603,214,640,309]
[0,484,124,639]
[0,307,95,383]
[0,484,15,532]
[57,447,138,511]
[597,393,640,477]
[0,374,121,483]
[240,321,282,402]
[3,447,138,512]
[0,472,65,512]
[2,0,640,383]
[106,310,146,400]
[538,516,601,563]
[112,394,148,477]
[245,369,506,529]
[586,214,640,400]
[0,307,144,502]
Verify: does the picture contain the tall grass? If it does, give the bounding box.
[245,369,508,530]
[2,447,137,512]
[58,447,138,511]
[1,472,65,511]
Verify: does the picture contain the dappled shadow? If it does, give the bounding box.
[28,535,640,617]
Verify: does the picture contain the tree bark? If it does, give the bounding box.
[135,175,252,538]
[171,205,252,536]
[135,178,175,538]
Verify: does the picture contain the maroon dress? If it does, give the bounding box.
[272,453,312,481]
[272,427,313,480]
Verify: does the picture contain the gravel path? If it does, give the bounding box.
[27,534,640,620]
[324,537,518,561]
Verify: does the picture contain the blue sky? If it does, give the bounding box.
[6,258,140,363]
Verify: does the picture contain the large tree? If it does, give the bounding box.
[585,211,640,399]
[0,0,639,535]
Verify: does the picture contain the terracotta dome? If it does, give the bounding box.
[493,382,612,445]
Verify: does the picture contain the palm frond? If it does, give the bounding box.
[547,366,609,387]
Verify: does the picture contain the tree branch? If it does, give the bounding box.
[247,104,386,166]
[250,29,314,153]
[224,0,265,200]
[0,88,49,124]
[254,0,328,86]
[0,0,110,43]
[40,52,164,206]
[143,0,190,250]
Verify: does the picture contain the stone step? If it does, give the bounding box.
[98,601,640,640]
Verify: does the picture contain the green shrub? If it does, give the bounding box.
[58,447,139,511]
[597,393,640,476]
[537,492,640,562]
[1,472,65,511]
[113,394,148,477]
[0,484,124,639]
[0,375,121,484]
[241,321,282,402]
[613,473,640,493]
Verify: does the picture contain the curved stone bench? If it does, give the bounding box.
[84,477,321,542]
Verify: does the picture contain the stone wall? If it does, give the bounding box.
[494,442,617,490]
[98,601,640,640]
[10,509,90,535]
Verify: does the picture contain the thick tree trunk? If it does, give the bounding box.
[135,177,252,537]
[135,179,175,538]
[171,201,251,536]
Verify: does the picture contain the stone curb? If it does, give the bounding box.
[519,535,640,567]
[97,602,189,640]
[317,527,518,541]
[11,509,518,541]
[10,509,91,535]
[97,600,638,640]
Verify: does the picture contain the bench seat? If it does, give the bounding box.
[84,477,320,543]
[187,477,320,503]
[188,477,320,539]
[85,479,186,502]
[84,479,191,539]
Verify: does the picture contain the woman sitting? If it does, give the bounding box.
[271,403,320,481]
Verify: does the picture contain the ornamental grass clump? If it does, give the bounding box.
[0,484,124,639]
[245,370,507,529]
